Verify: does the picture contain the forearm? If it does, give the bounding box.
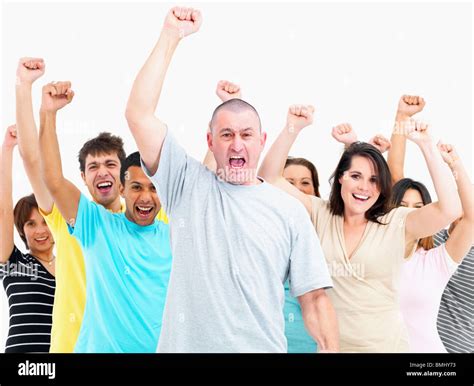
[0,145,14,263]
[16,84,40,161]
[126,30,180,120]
[387,123,407,184]
[451,161,473,222]
[16,84,53,212]
[420,142,461,218]
[301,292,340,352]
[258,123,299,182]
[39,111,65,193]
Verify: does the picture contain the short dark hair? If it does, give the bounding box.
[78,132,126,173]
[285,157,320,197]
[120,151,142,185]
[210,99,262,132]
[328,142,392,224]
[390,178,434,250]
[13,194,38,249]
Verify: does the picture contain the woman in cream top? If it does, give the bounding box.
[258,106,461,352]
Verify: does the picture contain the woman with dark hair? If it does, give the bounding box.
[259,105,461,352]
[0,125,56,353]
[387,95,473,353]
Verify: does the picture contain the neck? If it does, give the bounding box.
[31,247,54,261]
[102,197,122,213]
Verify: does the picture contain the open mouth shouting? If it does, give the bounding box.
[352,193,370,203]
[229,156,246,169]
[135,205,154,219]
[96,180,113,195]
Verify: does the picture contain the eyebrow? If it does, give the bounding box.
[87,159,118,166]
[219,127,255,134]
[349,170,377,178]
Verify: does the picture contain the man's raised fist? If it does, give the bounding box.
[41,81,75,113]
[163,7,202,39]
[216,80,241,102]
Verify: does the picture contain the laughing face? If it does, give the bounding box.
[207,109,266,185]
[121,166,160,226]
[23,208,54,254]
[81,152,121,208]
[338,155,381,217]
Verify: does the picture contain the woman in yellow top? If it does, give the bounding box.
[258,105,461,352]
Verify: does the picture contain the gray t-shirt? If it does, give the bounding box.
[145,131,332,353]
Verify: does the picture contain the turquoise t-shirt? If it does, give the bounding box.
[284,279,318,353]
[69,194,172,353]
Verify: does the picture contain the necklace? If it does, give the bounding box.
[35,255,56,266]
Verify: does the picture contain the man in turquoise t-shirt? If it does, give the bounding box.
[38,82,172,352]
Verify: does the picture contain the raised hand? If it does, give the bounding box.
[3,125,18,150]
[286,104,315,133]
[216,80,241,102]
[40,82,74,113]
[16,57,45,85]
[437,142,460,169]
[163,6,202,39]
[396,95,425,120]
[331,123,358,146]
[404,119,432,146]
[369,134,391,153]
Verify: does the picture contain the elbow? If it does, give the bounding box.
[442,202,462,224]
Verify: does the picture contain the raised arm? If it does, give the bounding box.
[203,80,242,171]
[38,81,80,224]
[404,121,462,240]
[387,95,425,185]
[299,289,340,352]
[125,7,202,176]
[437,143,474,263]
[331,123,358,149]
[15,57,54,214]
[258,105,316,213]
[0,126,18,263]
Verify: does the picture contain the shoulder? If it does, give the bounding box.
[378,206,415,225]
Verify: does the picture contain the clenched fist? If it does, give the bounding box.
[404,119,432,146]
[40,81,74,113]
[216,80,241,102]
[368,134,391,153]
[163,7,202,39]
[287,104,315,133]
[331,123,358,146]
[396,95,425,120]
[437,142,459,169]
[3,124,18,150]
[16,57,45,85]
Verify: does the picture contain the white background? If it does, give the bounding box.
[1,1,472,352]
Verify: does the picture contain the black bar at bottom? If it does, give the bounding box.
[0,353,472,385]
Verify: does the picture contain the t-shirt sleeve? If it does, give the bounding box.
[288,204,333,298]
[66,193,103,248]
[141,130,204,217]
[385,206,418,259]
[39,203,65,234]
[310,196,331,234]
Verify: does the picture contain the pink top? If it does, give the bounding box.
[399,244,458,353]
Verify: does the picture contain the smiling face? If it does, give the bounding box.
[207,108,266,185]
[120,166,160,226]
[81,152,121,208]
[338,155,381,217]
[23,208,54,254]
[283,164,316,195]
